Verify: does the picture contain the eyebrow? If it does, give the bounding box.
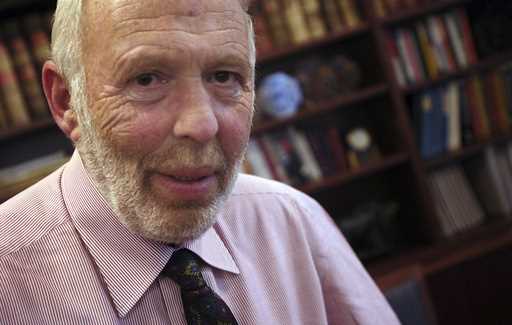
[112,44,251,81]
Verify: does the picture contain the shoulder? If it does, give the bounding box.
[225,173,339,243]
[0,166,69,258]
[230,173,324,213]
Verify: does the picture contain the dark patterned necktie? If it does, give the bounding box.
[162,249,239,325]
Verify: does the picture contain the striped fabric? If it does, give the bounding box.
[0,152,399,324]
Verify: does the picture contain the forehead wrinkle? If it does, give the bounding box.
[116,26,245,40]
[112,11,246,36]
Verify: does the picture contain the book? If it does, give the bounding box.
[458,80,474,145]
[21,14,51,70]
[300,0,326,39]
[336,0,361,28]
[484,71,509,134]
[415,21,439,79]
[427,15,456,74]
[287,127,323,181]
[453,8,478,65]
[444,82,461,152]
[429,165,485,236]
[0,39,31,127]
[262,0,290,48]
[395,30,416,84]
[0,99,8,130]
[471,76,491,139]
[245,138,273,180]
[465,147,512,218]
[283,0,311,44]
[321,0,344,33]
[251,0,274,56]
[444,12,468,69]
[2,20,49,120]
[385,32,406,86]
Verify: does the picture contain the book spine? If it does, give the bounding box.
[300,0,326,39]
[444,12,468,69]
[395,30,416,84]
[263,0,290,48]
[246,138,274,179]
[283,0,311,44]
[336,0,361,28]
[405,28,426,82]
[0,40,31,127]
[5,24,48,119]
[251,0,275,56]
[321,0,345,33]
[453,8,478,65]
[472,76,491,139]
[23,15,51,70]
[326,126,347,172]
[416,21,439,79]
[385,32,407,86]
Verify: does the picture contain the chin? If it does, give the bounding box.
[114,191,225,244]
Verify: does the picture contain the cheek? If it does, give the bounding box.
[94,102,173,156]
[217,105,253,161]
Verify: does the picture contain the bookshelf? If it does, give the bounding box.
[1,0,512,323]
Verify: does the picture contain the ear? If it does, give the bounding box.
[42,61,81,142]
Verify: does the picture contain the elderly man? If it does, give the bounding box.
[0,0,399,324]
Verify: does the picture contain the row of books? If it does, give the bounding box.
[428,144,512,237]
[373,0,445,18]
[386,7,478,86]
[251,0,362,55]
[428,164,484,237]
[0,13,52,132]
[412,63,512,159]
[242,125,381,187]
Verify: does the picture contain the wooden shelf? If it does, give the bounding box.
[379,0,470,26]
[0,118,56,142]
[299,153,410,194]
[252,84,388,135]
[403,50,512,94]
[257,23,370,65]
[368,218,512,279]
[424,133,512,169]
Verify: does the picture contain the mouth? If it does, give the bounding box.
[149,167,220,202]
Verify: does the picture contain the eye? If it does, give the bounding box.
[134,73,165,87]
[207,71,240,85]
[125,72,170,102]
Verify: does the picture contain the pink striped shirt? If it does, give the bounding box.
[0,152,399,324]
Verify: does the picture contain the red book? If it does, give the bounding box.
[453,8,478,65]
[464,79,484,141]
[436,16,457,71]
[326,126,347,172]
[3,20,48,119]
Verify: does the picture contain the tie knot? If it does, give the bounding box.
[163,249,207,291]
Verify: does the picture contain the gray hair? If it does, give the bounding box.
[50,0,256,93]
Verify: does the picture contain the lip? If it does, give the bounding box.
[150,167,218,202]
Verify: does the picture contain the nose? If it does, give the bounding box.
[173,83,219,143]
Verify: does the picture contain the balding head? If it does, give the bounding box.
[51,0,255,92]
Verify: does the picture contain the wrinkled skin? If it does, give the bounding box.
[65,0,254,244]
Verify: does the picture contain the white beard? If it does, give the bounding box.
[70,77,241,244]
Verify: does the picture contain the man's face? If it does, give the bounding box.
[75,0,254,243]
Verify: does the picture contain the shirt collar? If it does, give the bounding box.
[61,151,239,318]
